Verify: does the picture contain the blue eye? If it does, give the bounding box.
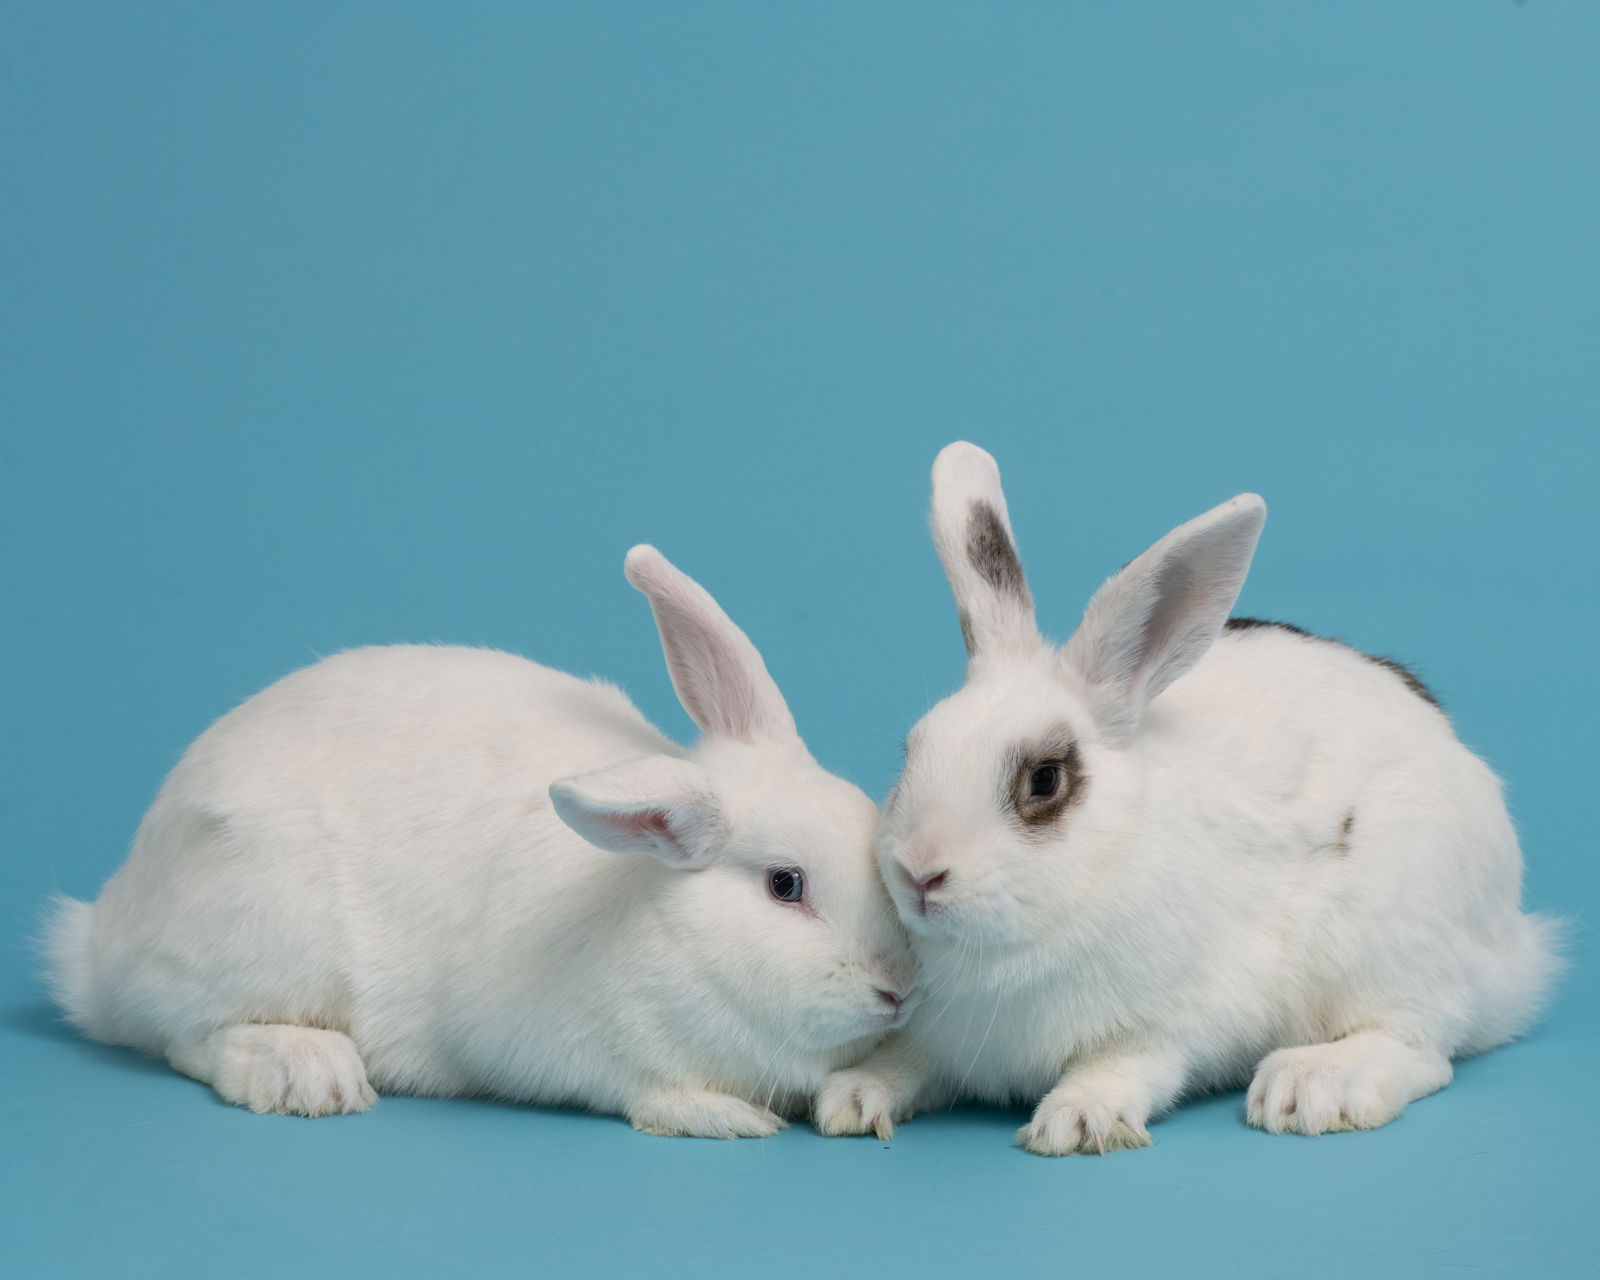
[767,867,805,904]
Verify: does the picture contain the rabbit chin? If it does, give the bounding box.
[739,980,914,1063]
[781,1011,894,1059]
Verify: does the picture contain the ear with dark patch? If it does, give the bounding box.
[1062,494,1266,746]
[624,545,800,746]
[549,755,727,869]
[929,442,1041,663]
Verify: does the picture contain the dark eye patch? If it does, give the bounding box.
[1001,731,1087,832]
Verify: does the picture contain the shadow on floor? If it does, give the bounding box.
[3,998,171,1076]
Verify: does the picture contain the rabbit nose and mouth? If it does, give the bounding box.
[881,835,957,922]
[894,865,952,918]
[910,869,949,916]
[873,985,913,1026]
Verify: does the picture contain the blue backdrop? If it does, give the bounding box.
[3,4,1595,1277]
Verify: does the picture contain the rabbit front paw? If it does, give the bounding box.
[1015,1093,1151,1156]
[628,1089,787,1139]
[815,1068,906,1139]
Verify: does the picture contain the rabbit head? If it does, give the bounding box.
[552,546,915,1059]
[879,442,1265,949]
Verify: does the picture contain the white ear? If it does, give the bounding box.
[929,442,1041,663]
[624,545,799,745]
[549,755,727,868]
[1062,494,1266,746]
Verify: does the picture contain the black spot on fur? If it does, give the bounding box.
[1224,616,1314,638]
[966,502,1029,603]
[1333,810,1355,856]
[1001,733,1088,833]
[1223,617,1442,711]
[958,607,976,658]
[1364,655,1441,709]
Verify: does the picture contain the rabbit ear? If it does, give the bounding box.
[550,755,727,868]
[1062,494,1266,746]
[624,545,800,745]
[929,442,1042,663]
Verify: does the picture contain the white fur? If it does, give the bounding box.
[45,546,913,1135]
[817,442,1559,1153]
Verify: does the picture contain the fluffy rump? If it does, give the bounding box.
[1481,909,1566,1052]
[41,895,97,1038]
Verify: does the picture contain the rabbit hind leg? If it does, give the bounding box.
[168,1023,377,1117]
[1246,1031,1450,1136]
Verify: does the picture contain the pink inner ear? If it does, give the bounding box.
[615,807,690,861]
[623,809,673,842]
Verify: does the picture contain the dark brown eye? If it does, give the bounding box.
[767,867,805,904]
[1006,739,1086,830]
[1028,764,1063,798]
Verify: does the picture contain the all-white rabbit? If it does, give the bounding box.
[817,442,1557,1153]
[46,546,913,1136]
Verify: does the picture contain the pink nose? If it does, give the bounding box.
[875,987,907,1012]
[913,870,949,895]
